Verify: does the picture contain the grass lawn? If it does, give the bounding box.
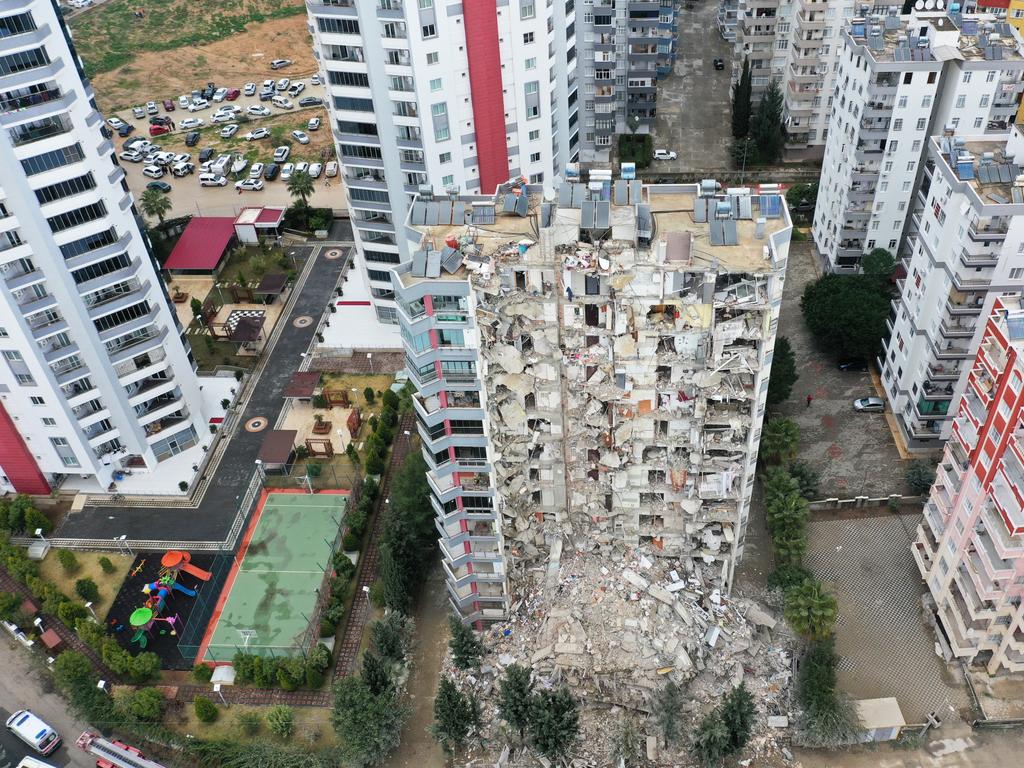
[70,0,307,76]
[168,703,336,748]
[38,551,132,621]
[219,244,295,285]
[187,332,254,373]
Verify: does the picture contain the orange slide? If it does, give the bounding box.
[161,550,212,581]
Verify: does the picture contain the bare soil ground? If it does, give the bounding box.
[80,13,317,113]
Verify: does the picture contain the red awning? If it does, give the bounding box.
[164,217,236,271]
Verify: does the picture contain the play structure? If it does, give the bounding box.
[125,551,209,649]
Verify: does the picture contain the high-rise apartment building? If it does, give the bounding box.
[913,296,1024,675]
[0,1,207,494]
[392,179,791,621]
[882,128,1024,450]
[813,10,1024,272]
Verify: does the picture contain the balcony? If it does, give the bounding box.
[927,361,962,381]
[934,339,971,360]
[144,411,190,441]
[968,220,1008,242]
[8,114,70,147]
[939,317,976,339]
[913,523,936,577]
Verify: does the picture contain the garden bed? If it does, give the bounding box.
[37,551,132,621]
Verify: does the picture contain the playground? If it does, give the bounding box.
[107,550,223,670]
[197,490,347,663]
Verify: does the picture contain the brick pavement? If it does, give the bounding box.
[309,350,404,374]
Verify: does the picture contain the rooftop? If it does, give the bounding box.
[164,217,236,272]
[933,133,1024,205]
[847,11,1024,63]
[235,206,286,226]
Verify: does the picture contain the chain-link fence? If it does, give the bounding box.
[177,551,235,662]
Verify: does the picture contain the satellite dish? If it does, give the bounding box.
[915,0,925,8]
[925,0,935,9]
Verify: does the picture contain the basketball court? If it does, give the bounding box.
[197,490,347,662]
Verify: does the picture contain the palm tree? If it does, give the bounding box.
[287,170,314,207]
[766,488,809,538]
[784,579,837,640]
[761,466,800,508]
[759,417,800,464]
[772,528,808,567]
[139,187,172,224]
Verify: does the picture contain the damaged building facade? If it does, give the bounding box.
[393,179,792,624]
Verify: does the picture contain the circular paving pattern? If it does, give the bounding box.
[245,417,269,433]
[324,248,344,260]
[293,315,314,328]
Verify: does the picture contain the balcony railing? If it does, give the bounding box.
[0,85,61,115]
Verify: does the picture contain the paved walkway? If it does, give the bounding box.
[310,350,405,373]
[58,228,353,543]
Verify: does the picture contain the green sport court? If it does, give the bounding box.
[199,490,347,662]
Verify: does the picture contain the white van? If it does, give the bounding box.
[199,173,227,187]
[271,95,293,110]
[17,757,58,768]
[6,710,61,755]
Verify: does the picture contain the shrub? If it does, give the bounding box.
[342,531,360,552]
[382,389,399,410]
[906,459,937,496]
[266,705,295,741]
[98,556,116,575]
[363,387,375,404]
[24,507,51,536]
[236,710,262,736]
[319,619,336,638]
[787,460,820,500]
[0,592,18,620]
[365,453,386,476]
[178,481,189,492]
[192,664,214,683]
[346,507,368,538]
[368,415,379,432]
[276,658,305,691]
[123,687,166,722]
[369,581,385,608]
[379,406,397,429]
[75,577,99,602]
[333,551,356,581]
[306,462,323,478]
[58,601,88,626]
[194,696,219,723]
[305,663,326,689]
[362,477,379,503]
[57,549,79,575]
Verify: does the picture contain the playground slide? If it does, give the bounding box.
[171,581,197,597]
[180,562,212,581]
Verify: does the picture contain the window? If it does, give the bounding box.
[21,143,84,176]
[35,173,96,205]
[0,46,48,76]
[903,72,912,84]
[316,18,359,34]
[422,24,436,38]
[418,0,433,7]
[898,96,908,108]
[333,96,374,112]
[59,226,117,259]
[16,374,35,386]
[916,118,926,130]
[912,139,922,151]
[521,2,536,19]
[987,70,997,82]
[367,269,392,283]
[0,328,6,338]
[364,250,400,265]
[429,78,442,92]
[42,418,56,427]
[3,350,22,361]
[426,51,439,65]
[530,152,541,162]
[50,437,68,447]
[438,151,451,164]
[349,188,390,203]
[30,396,44,405]
[523,32,535,44]
[893,119,903,131]
[974,117,984,129]
[963,71,972,83]
[327,70,369,87]
[529,129,540,141]
[525,57,537,70]
[956,94,966,108]
[442,174,454,186]
[1010,268,1024,280]
[529,172,544,183]
[375,306,398,324]
[980,95,990,108]
[525,82,539,96]
[47,201,107,233]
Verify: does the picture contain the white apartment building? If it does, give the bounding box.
[813,10,1024,272]
[307,0,579,330]
[882,129,1024,449]
[391,179,791,622]
[0,0,207,494]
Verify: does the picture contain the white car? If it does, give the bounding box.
[272,97,293,110]
[235,178,264,192]
[244,127,270,141]
[310,74,321,86]
[280,162,295,181]
[142,165,164,179]
[211,111,235,124]
[653,149,677,161]
[188,99,209,112]
[247,104,271,117]
[199,173,228,187]
[179,117,204,130]
[143,151,160,164]
[119,149,143,162]
[288,82,305,97]
[219,124,239,138]
[294,161,309,176]
[215,104,241,115]
[291,130,310,145]
[178,94,190,109]
[131,106,145,119]
[325,161,338,178]
[145,101,158,115]
[272,145,290,163]
[276,78,290,91]
[270,59,292,70]
[173,153,192,164]
[249,162,265,179]
[212,87,229,102]
[307,117,321,131]
[308,162,322,179]
[243,82,257,96]
[107,117,125,129]
[262,79,275,91]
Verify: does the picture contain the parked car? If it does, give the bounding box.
[235,178,264,192]
[107,117,126,129]
[291,130,310,144]
[179,117,204,130]
[148,115,172,126]
[6,711,61,756]
[713,58,725,70]
[288,82,305,97]
[275,78,290,91]
[264,162,280,181]
[198,147,215,163]
[226,88,241,101]
[148,124,170,137]
[142,165,164,179]
[146,180,172,193]
[162,98,175,111]
[325,161,338,178]
[271,95,293,110]
[262,79,275,90]
[116,124,134,137]
[131,106,145,119]
[297,96,322,108]
[211,111,235,124]
[145,101,158,115]
[152,151,175,166]
[247,105,271,117]
[243,82,257,96]
[118,149,143,162]
[199,173,227,187]
[270,59,293,70]
[178,94,190,109]
[310,73,321,86]
[280,162,295,180]
[307,116,321,131]
[308,162,322,179]
[219,124,239,138]
[273,145,290,163]
[185,131,200,147]
[202,82,216,100]
[294,161,309,176]
[172,161,194,177]
[125,137,152,152]
[837,358,869,372]
[212,87,229,102]
[249,162,265,179]
[188,99,209,112]
[853,397,885,413]
[653,149,677,160]
[244,127,270,141]
[259,88,275,102]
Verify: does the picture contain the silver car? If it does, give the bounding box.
[852,397,885,413]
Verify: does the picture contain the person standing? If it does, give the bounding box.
[806,394,813,408]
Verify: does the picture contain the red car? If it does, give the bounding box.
[225,88,241,101]
[149,123,170,137]
[162,98,175,111]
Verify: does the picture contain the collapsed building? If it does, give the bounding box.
[393,177,792,628]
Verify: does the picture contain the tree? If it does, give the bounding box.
[690,709,731,768]
[766,337,798,408]
[767,563,812,592]
[24,507,51,535]
[371,612,413,663]
[332,675,407,766]
[448,615,483,669]
[287,170,315,207]
[801,274,891,359]
[57,549,79,575]
[731,58,752,139]
[382,389,400,411]
[122,687,166,721]
[730,136,759,169]
[194,696,219,723]
[236,710,262,736]
[773,527,808,568]
[797,636,863,747]
[139,187,172,224]
[655,679,684,747]
[906,459,937,495]
[784,579,838,640]
[765,487,809,539]
[266,705,295,741]
[98,556,116,574]
[788,460,819,499]
[498,663,534,740]
[721,683,756,754]
[759,418,800,464]
[431,676,472,755]
[785,182,819,220]
[57,601,88,626]
[53,650,95,693]
[75,577,99,602]
[862,247,896,279]
[612,715,643,767]
[528,686,579,763]
[361,651,391,696]
[750,80,786,164]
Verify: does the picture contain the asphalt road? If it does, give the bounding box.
[0,637,93,767]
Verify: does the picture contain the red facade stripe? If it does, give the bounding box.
[0,402,49,495]
[463,0,510,194]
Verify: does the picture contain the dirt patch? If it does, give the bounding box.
[167,702,337,748]
[37,550,132,621]
[83,13,316,113]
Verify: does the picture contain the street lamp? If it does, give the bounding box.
[366,352,373,374]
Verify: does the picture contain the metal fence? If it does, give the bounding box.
[176,551,236,662]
